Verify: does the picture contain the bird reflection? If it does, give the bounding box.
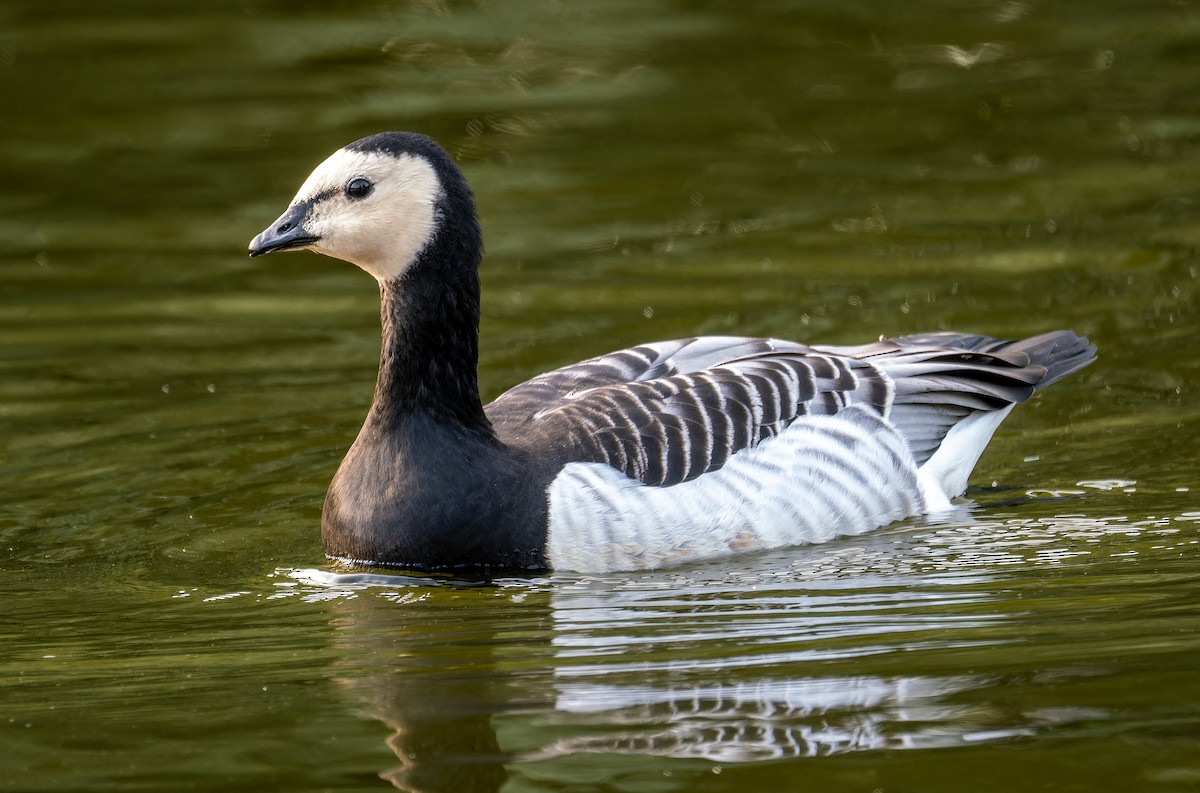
[299,547,1103,790]
[319,572,542,793]
[531,675,1004,762]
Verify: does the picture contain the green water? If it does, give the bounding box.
[2,0,1198,790]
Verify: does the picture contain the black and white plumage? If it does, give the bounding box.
[248,132,1096,574]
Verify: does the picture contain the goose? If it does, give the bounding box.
[248,132,1096,574]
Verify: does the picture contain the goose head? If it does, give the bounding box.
[248,132,480,281]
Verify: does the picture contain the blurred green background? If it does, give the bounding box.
[1,1,1198,791]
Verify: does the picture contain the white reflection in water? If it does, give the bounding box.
[526,511,1149,764]
[273,505,1196,776]
[533,675,1006,761]
[532,571,1024,762]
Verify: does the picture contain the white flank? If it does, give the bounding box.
[545,406,925,573]
[915,404,1014,510]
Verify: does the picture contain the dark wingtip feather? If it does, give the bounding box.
[995,330,1097,390]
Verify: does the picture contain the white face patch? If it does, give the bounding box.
[289,148,444,281]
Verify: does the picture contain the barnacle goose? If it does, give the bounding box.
[248,132,1095,574]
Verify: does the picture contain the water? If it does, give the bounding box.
[2,0,1198,790]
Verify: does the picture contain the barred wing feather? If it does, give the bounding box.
[488,337,893,486]
[815,330,1096,465]
[486,330,1094,487]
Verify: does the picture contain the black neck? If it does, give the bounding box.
[369,252,493,438]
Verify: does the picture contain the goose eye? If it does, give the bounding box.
[345,178,373,199]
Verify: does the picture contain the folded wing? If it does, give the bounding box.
[486,331,1094,487]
